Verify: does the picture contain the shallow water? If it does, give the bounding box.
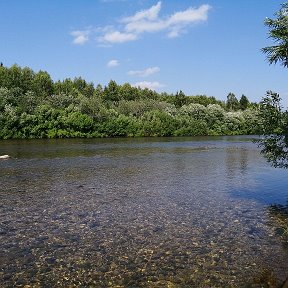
[0,136,287,287]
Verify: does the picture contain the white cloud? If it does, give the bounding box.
[107,59,119,67]
[99,31,138,43]
[124,19,166,34]
[124,3,211,37]
[121,1,161,23]
[132,81,164,90]
[128,66,160,77]
[167,5,210,25]
[71,2,211,45]
[70,30,90,45]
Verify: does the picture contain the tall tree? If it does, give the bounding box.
[103,80,119,102]
[32,70,53,98]
[262,3,288,67]
[239,94,249,110]
[258,2,288,168]
[73,77,94,98]
[174,90,187,108]
[119,83,139,101]
[226,93,239,111]
[257,91,288,168]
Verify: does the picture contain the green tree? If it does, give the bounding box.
[32,70,53,98]
[0,63,262,139]
[54,78,74,95]
[103,80,120,102]
[226,93,239,111]
[188,95,225,107]
[258,3,288,168]
[257,91,288,168]
[7,64,23,89]
[239,94,249,110]
[174,90,187,108]
[262,3,288,67]
[0,65,35,92]
[179,103,207,120]
[19,91,39,114]
[205,104,226,134]
[117,83,139,101]
[73,77,94,98]
[139,87,158,100]
[22,67,35,91]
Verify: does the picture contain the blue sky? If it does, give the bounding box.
[0,0,287,103]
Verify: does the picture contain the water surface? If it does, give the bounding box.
[0,136,287,287]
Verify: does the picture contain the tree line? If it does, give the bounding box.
[0,64,260,139]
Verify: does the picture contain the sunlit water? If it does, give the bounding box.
[0,136,287,287]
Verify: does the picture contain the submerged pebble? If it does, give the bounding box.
[1,138,288,287]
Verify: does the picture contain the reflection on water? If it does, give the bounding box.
[0,136,288,287]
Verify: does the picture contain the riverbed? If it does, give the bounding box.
[0,136,287,287]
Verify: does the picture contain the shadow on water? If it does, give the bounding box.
[229,169,288,287]
[223,142,288,287]
[268,202,288,249]
[251,202,288,288]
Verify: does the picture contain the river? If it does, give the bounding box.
[0,136,287,287]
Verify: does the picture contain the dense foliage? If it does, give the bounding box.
[257,91,288,168]
[0,64,260,139]
[258,2,288,168]
[262,3,288,68]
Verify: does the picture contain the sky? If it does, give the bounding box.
[0,0,287,104]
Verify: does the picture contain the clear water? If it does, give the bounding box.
[0,136,287,287]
